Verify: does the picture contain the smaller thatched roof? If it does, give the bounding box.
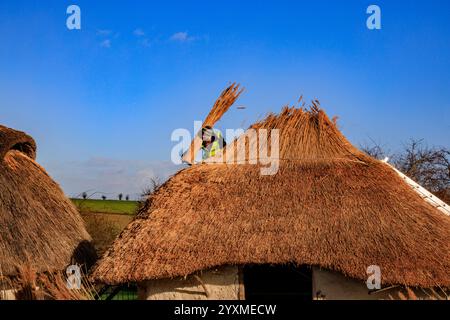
[0,125,96,276]
[91,106,450,288]
[0,125,36,160]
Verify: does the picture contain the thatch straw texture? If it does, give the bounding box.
[0,125,96,276]
[91,108,450,287]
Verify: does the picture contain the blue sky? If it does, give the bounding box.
[0,0,449,198]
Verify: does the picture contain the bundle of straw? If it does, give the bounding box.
[9,263,97,300]
[182,83,243,164]
[203,83,243,127]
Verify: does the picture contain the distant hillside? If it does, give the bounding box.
[71,198,138,215]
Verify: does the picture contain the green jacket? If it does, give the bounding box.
[202,129,224,160]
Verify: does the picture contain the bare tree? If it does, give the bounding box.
[137,177,162,213]
[140,177,162,199]
[359,138,391,160]
[360,143,386,160]
[392,139,450,198]
[361,138,450,203]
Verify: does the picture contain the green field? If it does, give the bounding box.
[71,199,139,215]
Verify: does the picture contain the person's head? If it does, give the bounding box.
[202,126,215,147]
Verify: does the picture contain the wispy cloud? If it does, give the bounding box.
[100,39,111,48]
[96,29,112,36]
[170,31,197,42]
[140,38,151,47]
[133,28,146,37]
[47,157,183,200]
[133,28,152,47]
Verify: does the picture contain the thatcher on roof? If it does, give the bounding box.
[0,125,96,276]
[91,107,450,288]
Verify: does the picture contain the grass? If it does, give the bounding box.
[71,199,138,215]
[99,285,138,300]
[72,198,138,257]
[81,212,133,255]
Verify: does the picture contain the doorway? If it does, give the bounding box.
[242,264,312,300]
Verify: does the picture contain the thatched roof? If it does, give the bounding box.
[0,125,96,276]
[91,107,450,287]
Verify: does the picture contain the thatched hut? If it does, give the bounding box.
[0,125,96,285]
[91,107,450,300]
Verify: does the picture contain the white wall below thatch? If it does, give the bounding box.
[137,265,441,300]
[312,267,435,300]
[0,289,16,300]
[138,265,242,300]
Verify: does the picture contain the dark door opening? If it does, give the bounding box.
[242,264,312,300]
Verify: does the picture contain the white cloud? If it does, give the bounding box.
[170,31,197,42]
[133,28,146,37]
[46,157,184,200]
[140,38,151,47]
[133,29,152,47]
[100,39,111,48]
[96,29,112,36]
